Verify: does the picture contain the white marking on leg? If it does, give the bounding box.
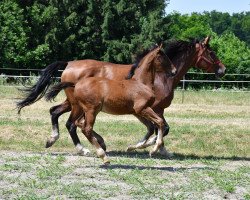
[150,129,163,155]
[145,136,157,146]
[127,140,146,151]
[128,136,157,152]
[96,147,105,158]
[156,129,162,146]
[135,140,147,148]
[76,144,90,156]
[51,124,59,141]
[96,147,110,164]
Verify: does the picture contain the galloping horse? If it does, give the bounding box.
[17,36,226,156]
[47,45,176,163]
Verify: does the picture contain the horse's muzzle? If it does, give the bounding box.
[171,68,177,76]
[216,64,226,78]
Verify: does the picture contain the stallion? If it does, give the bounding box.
[17,36,226,156]
[48,45,176,163]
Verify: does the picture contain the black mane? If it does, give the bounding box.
[126,44,159,79]
[126,39,201,79]
[164,38,199,60]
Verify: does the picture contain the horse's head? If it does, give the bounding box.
[151,44,177,76]
[127,44,177,79]
[195,36,226,78]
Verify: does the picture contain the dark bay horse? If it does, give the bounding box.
[48,45,176,163]
[17,36,226,156]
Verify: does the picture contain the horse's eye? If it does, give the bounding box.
[209,51,216,60]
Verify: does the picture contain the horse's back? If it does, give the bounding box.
[62,59,132,83]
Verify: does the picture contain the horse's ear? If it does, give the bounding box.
[159,43,163,49]
[155,43,163,53]
[204,36,211,45]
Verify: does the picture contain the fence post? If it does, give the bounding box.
[182,75,185,103]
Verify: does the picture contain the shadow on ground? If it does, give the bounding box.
[107,150,250,161]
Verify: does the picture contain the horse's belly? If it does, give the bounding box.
[101,100,134,115]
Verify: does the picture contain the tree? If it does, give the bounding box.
[210,31,250,76]
[166,12,212,40]
[100,0,167,63]
[0,1,51,69]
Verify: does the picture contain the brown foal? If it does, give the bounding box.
[61,45,176,163]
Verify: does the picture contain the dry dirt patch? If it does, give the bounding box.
[0,151,249,199]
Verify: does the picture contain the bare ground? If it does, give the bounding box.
[0,150,249,200]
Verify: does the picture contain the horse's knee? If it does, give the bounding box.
[163,123,170,136]
[157,118,164,128]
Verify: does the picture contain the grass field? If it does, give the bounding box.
[0,85,249,199]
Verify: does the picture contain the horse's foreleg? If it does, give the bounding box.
[46,100,71,148]
[138,107,164,156]
[127,111,169,152]
[127,115,154,151]
[142,115,173,157]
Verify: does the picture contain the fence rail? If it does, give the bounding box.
[1,69,249,90]
[1,75,250,83]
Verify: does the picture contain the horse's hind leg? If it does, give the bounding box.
[66,106,90,156]
[128,112,173,157]
[77,110,110,164]
[46,100,71,148]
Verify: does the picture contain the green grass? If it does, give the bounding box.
[0,85,250,199]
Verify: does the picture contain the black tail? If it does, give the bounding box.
[16,61,68,114]
[45,82,75,102]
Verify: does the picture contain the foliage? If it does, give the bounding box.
[210,31,250,75]
[0,1,249,81]
[0,1,52,69]
[166,12,212,39]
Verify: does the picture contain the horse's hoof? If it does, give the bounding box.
[104,160,110,165]
[126,145,135,152]
[78,148,91,156]
[103,157,110,165]
[45,140,53,148]
[149,150,157,157]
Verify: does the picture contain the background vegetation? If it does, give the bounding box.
[0,1,249,81]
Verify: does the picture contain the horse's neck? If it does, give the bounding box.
[172,49,197,88]
[133,59,155,88]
